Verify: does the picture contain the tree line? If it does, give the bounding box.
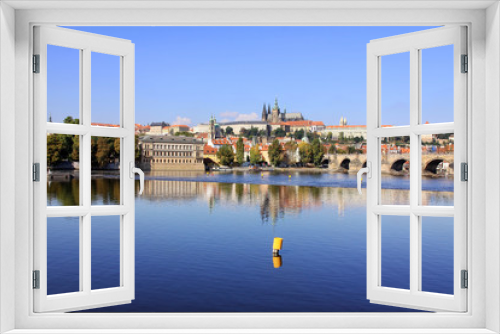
[216,138,329,167]
[47,116,140,168]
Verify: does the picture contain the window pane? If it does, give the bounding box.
[381,215,410,290]
[91,216,121,290]
[91,136,121,205]
[381,136,410,205]
[381,52,410,127]
[47,217,80,295]
[421,132,454,206]
[421,217,454,294]
[47,45,80,124]
[421,45,454,124]
[91,52,121,127]
[47,133,80,206]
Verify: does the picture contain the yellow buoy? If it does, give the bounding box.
[273,237,283,255]
[289,175,291,178]
[273,255,282,268]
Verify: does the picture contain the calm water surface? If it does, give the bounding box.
[46,171,454,312]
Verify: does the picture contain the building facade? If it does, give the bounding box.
[139,136,205,170]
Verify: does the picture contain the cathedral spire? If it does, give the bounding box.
[274,97,279,110]
[262,103,267,121]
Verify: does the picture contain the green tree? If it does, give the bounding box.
[347,145,356,154]
[96,137,111,167]
[326,132,333,141]
[71,135,80,161]
[47,134,65,166]
[114,138,120,155]
[216,144,235,166]
[272,128,286,137]
[63,116,79,124]
[328,144,336,155]
[236,138,244,164]
[298,142,313,164]
[294,129,305,140]
[339,132,345,143]
[312,138,325,166]
[249,146,261,164]
[226,126,234,135]
[268,139,282,166]
[174,131,194,137]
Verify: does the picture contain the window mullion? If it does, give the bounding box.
[81,48,92,294]
[409,47,420,294]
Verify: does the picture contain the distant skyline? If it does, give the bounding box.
[48,26,453,127]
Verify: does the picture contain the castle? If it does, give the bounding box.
[261,98,304,123]
[192,98,305,138]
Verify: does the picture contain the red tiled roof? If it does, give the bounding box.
[171,124,190,128]
[212,138,233,145]
[326,125,366,129]
[91,123,119,128]
[204,144,218,154]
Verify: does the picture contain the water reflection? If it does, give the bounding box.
[48,177,453,221]
[47,176,454,312]
[47,177,120,206]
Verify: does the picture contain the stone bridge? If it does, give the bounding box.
[323,153,454,176]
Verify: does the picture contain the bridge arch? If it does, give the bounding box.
[340,158,350,170]
[391,159,408,172]
[424,159,444,174]
[362,161,367,168]
[322,158,330,165]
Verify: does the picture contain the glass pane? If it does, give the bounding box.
[47,133,80,206]
[421,132,454,206]
[421,217,454,294]
[381,52,410,127]
[421,45,454,124]
[91,52,121,127]
[381,215,410,290]
[92,216,121,290]
[380,136,410,205]
[47,217,80,295]
[47,45,80,124]
[91,136,121,205]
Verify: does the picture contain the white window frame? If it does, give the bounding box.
[33,25,136,313]
[366,26,468,312]
[1,2,499,333]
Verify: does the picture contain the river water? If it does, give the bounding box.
[46,170,454,312]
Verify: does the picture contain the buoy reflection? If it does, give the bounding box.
[273,254,282,268]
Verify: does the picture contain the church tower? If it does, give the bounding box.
[208,115,216,141]
[262,103,268,121]
[272,97,281,123]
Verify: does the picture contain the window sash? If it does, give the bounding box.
[33,25,136,313]
[366,26,467,312]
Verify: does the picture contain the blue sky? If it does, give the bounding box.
[48,26,454,127]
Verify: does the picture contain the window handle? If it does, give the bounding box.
[130,162,145,195]
[356,162,371,195]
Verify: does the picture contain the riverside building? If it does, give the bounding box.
[139,136,205,170]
